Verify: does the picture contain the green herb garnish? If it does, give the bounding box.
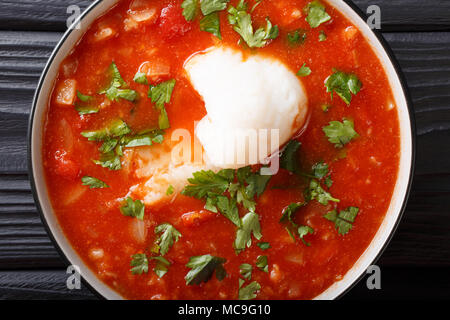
[323,119,359,148]
[325,70,362,105]
[324,207,359,235]
[305,1,331,28]
[185,254,227,285]
[81,176,109,189]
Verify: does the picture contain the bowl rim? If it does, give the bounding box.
[27,0,416,300]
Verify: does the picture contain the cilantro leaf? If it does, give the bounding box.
[130,253,148,275]
[324,207,359,235]
[181,0,199,21]
[239,263,252,280]
[312,161,329,179]
[228,2,278,48]
[133,72,148,85]
[120,197,145,220]
[81,176,109,189]
[100,62,137,102]
[305,179,340,205]
[200,12,222,39]
[323,119,359,148]
[234,212,262,253]
[201,0,230,15]
[239,281,260,300]
[305,1,331,28]
[280,140,301,174]
[77,91,92,102]
[216,195,241,227]
[287,29,307,45]
[151,256,171,278]
[325,70,362,105]
[75,104,99,115]
[154,223,182,256]
[256,255,268,273]
[148,79,176,129]
[297,63,311,77]
[182,169,234,199]
[185,254,227,285]
[297,225,314,246]
[256,242,271,250]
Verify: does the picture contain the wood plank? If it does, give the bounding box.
[0,31,449,269]
[0,1,450,32]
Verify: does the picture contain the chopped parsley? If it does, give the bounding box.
[305,1,331,28]
[287,29,307,46]
[75,105,99,115]
[150,256,171,278]
[154,223,182,256]
[256,242,271,250]
[77,91,92,102]
[234,211,262,253]
[201,0,230,15]
[81,176,109,189]
[256,255,268,273]
[324,206,359,235]
[200,12,222,39]
[133,72,148,85]
[297,63,312,77]
[185,254,227,285]
[120,197,145,220]
[325,70,362,105]
[166,185,174,196]
[130,253,148,275]
[100,62,138,102]
[148,79,176,130]
[239,263,252,280]
[312,161,329,179]
[228,0,278,48]
[305,179,339,205]
[297,225,314,246]
[181,0,198,21]
[322,119,359,148]
[239,281,260,300]
[280,203,315,245]
[280,140,301,174]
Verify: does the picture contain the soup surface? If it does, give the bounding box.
[42,0,400,300]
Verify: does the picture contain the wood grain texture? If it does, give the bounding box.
[0,1,450,32]
[0,30,449,272]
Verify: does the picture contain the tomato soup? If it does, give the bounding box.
[42,0,400,300]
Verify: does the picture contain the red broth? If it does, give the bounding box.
[42,0,400,299]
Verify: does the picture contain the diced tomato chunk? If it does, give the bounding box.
[181,210,216,227]
[53,150,80,180]
[159,4,192,39]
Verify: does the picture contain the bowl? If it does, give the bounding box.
[28,0,415,300]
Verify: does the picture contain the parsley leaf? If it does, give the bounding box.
[130,253,148,275]
[297,225,314,246]
[166,185,174,196]
[256,242,271,250]
[239,281,260,300]
[182,0,199,21]
[75,105,99,115]
[148,79,176,129]
[234,212,262,253]
[287,29,307,45]
[120,197,145,220]
[280,140,301,174]
[182,169,234,199]
[216,195,241,227]
[100,62,138,102]
[151,256,171,278]
[93,151,122,170]
[239,263,252,280]
[325,70,362,105]
[305,179,340,205]
[81,176,109,189]
[77,91,92,102]
[312,161,329,179]
[323,119,359,148]
[280,202,305,224]
[200,12,222,39]
[305,1,331,28]
[324,207,359,235]
[201,0,230,15]
[81,119,131,142]
[256,255,268,273]
[133,72,148,85]
[154,223,182,256]
[228,1,278,48]
[185,254,227,285]
[297,63,312,77]
[319,30,327,41]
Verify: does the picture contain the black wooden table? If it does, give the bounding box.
[0,0,449,300]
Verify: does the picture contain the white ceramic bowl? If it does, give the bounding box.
[28,0,415,300]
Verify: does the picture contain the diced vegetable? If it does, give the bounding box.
[55,79,77,106]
